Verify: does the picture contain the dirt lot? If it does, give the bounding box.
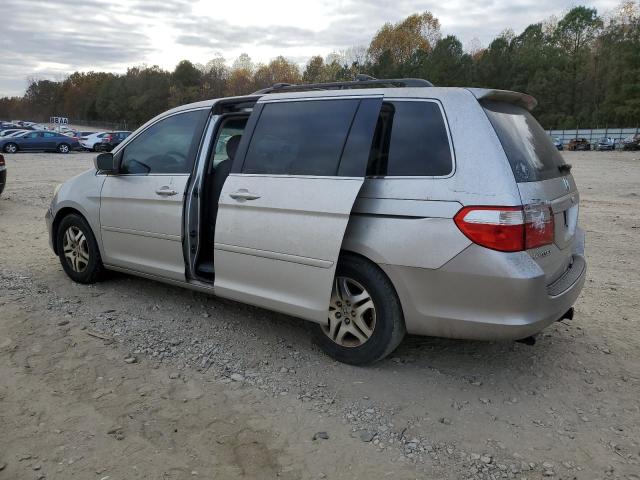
[0,151,639,480]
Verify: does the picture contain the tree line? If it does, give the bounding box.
[1,2,638,130]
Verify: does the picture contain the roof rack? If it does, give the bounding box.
[252,75,433,95]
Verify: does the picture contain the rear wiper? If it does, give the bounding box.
[559,163,572,174]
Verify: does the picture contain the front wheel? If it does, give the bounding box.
[56,214,105,283]
[3,143,17,154]
[57,143,70,154]
[313,255,405,365]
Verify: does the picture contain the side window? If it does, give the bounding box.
[120,110,206,175]
[44,132,56,138]
[367,101,453,177]
[242,99,359,176]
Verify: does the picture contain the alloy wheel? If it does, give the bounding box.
[62,226,90,272]
[5,144,17,153]
[59,144,69,153]
[322,276,376,347]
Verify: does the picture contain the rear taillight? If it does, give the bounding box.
[103,135,112,142]
[454,204,554,252]
[0,154,5,166]
[523,203,554,249]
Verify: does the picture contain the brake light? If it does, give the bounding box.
[103,135,112,142]
[454,204,554,252]
[524,203,554,249]
[0,154,4,166]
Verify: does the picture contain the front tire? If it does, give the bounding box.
[56,214,105,284]
[3,143,17,154]
[57,143,70,154]
[313,254,405,365]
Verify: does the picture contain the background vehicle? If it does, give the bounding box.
[568,138,591,151]
[552,137,563,150]
[0,154,5,195]
[47,79,585,365]
[4,130,29,137]
[70,130,94,145]
[0,129,26,137]
[595,137,615,151]
[622,135,640,151]
[98,131,131,151]
[12,122,36,131]
[80,131,107,151]
[1,130,80,153]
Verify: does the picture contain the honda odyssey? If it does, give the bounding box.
[46,78,586,365]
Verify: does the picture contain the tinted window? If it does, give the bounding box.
[120,111,206,174]
[481,100,566,182]
[242,99,359,176]
[367,101,452,177]
[44,132,56,137]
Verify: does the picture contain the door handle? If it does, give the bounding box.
[155,186,178,196]
[229,190,261,201]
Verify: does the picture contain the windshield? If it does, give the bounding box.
[481,100,566,182]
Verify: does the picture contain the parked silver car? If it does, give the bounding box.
[46,78,586,365]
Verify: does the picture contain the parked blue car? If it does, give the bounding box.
[0,130,81,154]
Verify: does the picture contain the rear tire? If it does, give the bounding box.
[3,143,17,154]
[57,143,70,154]
[56,214,105,284]
[312,254,405,365]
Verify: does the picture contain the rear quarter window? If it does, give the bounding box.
[367,100,452,177]
[481,100,566,182]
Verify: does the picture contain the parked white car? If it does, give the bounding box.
[80,132,107,151]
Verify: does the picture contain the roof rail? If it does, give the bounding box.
[252,75,433,95]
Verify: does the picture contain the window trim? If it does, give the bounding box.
[367,97,456,180]
[114,107,211,177]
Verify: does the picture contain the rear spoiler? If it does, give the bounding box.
[466,88,538,111]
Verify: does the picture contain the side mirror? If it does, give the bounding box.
[95,152,118,174]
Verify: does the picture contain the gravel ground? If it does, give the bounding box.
[0,150,639,479]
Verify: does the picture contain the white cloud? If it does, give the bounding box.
[0,0,622,96]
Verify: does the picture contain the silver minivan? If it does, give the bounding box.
[46,78,586,365]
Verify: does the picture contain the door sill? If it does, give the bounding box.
[105,264,216,294]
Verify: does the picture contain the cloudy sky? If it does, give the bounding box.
[0,0,620,96]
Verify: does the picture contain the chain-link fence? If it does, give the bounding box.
[547,127,640,149]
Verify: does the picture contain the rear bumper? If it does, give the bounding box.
[0,167,5,194]
[383,229,586,340]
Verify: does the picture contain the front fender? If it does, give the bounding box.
[50,169,105,253]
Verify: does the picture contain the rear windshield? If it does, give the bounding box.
[481,100,566,182]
